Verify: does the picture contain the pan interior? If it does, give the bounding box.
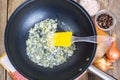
[5,0,96,80]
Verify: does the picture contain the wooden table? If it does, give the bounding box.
[0,0,120,80]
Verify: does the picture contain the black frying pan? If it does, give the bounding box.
[5,0,97,80]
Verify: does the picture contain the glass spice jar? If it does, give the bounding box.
[95,10,116,31]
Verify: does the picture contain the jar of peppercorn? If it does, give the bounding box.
[95,10,116,31]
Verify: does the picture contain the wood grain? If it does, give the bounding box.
[0,0,120,80]
[0,0,7,55]
[0,0,7,80]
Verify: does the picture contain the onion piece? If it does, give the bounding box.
[93,57,113,71]
[106,34,120,62]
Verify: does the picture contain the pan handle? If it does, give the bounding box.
[88,65,117,80]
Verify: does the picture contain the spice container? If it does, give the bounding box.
[95,10,116,31]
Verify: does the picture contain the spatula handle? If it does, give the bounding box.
[72,35,114,44]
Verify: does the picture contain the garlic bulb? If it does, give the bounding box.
[79,0,100,16]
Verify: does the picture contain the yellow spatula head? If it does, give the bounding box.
[53,32,72,46]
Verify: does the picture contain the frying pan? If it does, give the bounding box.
[5,0,116,80]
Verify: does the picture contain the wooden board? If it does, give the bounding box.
[0,0,7,80]
[0,0,120,80]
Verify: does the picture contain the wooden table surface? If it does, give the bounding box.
[0,0,120,80]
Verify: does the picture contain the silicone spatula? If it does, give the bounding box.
[53,32,114,47]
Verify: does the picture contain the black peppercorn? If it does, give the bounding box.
[97,13,113,29]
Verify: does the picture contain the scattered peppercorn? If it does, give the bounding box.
[97,14,113,29]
